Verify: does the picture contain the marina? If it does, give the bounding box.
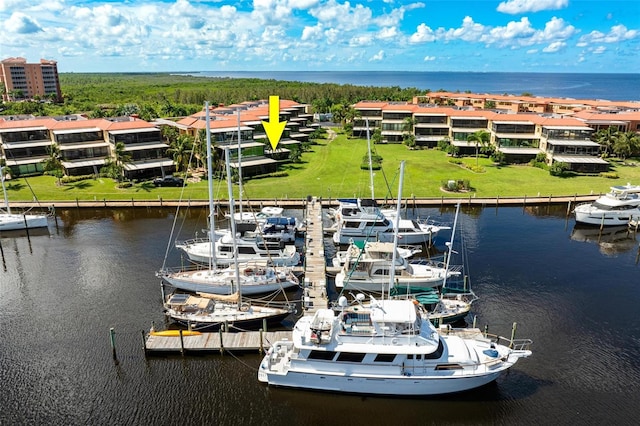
[1,204,639,424]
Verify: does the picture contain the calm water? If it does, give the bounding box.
[189,71,640,102]
[1,205,639,425]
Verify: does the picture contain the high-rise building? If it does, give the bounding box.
[0,57,62,102]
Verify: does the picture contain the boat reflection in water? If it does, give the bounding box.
[570,224,638,256]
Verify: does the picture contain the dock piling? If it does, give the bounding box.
[109,327,118,362]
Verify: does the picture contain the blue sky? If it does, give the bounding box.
[1,0,638,73]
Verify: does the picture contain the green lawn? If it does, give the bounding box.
[5,131,640,202]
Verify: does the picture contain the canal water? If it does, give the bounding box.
[1,205,638,425]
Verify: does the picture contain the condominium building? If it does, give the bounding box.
[352,97,640,173]
[0,115,172,178]
[0,57,62,102]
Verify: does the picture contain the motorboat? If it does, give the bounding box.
[258,295,532,396]
[329,199,447,245]
[573,183,640,226]
[331,239,422,268]
[334,241,461,292]
[176,232,300,267]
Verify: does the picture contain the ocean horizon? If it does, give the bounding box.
[179,70,640,102]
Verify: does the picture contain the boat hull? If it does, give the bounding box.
[170,310,291,331]
[0,213,48,231]
[259,368,504,396]
[162,273,299,296]
[574,209,640,226]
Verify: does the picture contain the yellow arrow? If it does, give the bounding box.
[262,95,287,151]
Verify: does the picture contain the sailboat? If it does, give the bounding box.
[0,166,48,232]
[163,145,294,330]
[175,108,301,267]
[258,162,533,396]
[157,103,299,296]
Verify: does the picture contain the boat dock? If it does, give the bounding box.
[143,330,292,355]
[301,196,329,313]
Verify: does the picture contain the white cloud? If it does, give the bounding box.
[5,12,42,34]
[409,23,436,43]
[578,25,638,44]
[377,26,398,40]
[480,17,535,46]
[443,16,487,42]
[349,33,373,46]
[309,0,372,31]
[542,41,565,52]
[592,46,606,54]
[301,24,323,41]
[423,55,435,61]
[369,50,385,61]
[497,0,568,14]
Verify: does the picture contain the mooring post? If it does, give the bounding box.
[566,200,572,217]
[259,328,264,354]
[141,330,148,356]
[483,324,489,338]
[179,329,185,356]
[109,327,117,361]
[76,197,80,209]
[510,322,518,348]
[263,318,267,334]
[472,315,477,329]
[219,328,224,355]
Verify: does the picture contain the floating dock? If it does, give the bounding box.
[143,330,292,355]
[301,196,329,314]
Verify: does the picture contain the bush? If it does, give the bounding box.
[448,158,462,165]
[117,181,133,188]
[60,174,97,183]
[549,162,569,176]
[599,172,619,179]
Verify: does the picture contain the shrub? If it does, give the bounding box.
[549,162,569,176]
[60,174,97,184]
[599,172,619,179]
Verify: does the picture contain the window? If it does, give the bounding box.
[336,352,366,362]
[374,353,396,362]
[308,351,337,360]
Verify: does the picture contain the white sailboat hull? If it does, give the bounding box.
[0,213,48,231]
[162,269,299,296]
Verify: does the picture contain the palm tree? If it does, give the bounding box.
[42,144,64,184]
[613,131,640,160]
[467,130,491,167]
[167,134,193,172]
[113,141,132,181]
[593,126,619,157]
[402,117,417,149]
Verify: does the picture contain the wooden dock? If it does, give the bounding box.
[301,196,329,314]
[144,330,292,355]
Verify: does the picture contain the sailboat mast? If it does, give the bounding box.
[387,160,405,300]
[366,118,375,200]
[205,102,217,267]
[224,146,242,306]
[442,203,461,290]
[0,166,11,214]
[236,109,243,216]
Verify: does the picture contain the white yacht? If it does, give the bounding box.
[334,241,461,292]
[175,232,300,267]
[573,183,640,226]
[258,295,532,396]
[329,198,446,245]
